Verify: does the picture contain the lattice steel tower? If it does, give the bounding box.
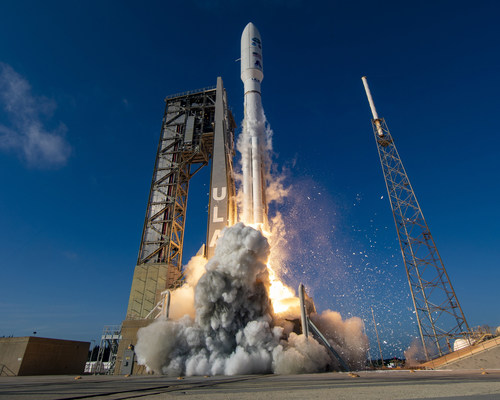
[362,77,470,360]
[126,77,236,320]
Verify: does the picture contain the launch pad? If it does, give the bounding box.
[2,370,500,400]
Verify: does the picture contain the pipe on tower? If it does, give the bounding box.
[362,76,384,137]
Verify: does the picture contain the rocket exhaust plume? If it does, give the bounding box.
[134,23,369,376]
[135,224,368,375]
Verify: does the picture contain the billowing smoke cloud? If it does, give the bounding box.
[404,338,426,367]
[167,255,207,320]
[135,223,368,375]
[311,310,369,370]
[0,62,71,168]
[136,223,281,375]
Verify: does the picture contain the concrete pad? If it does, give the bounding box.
[1,370,500,400]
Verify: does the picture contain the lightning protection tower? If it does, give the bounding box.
[115,77,237,374]
[361,77,470,361]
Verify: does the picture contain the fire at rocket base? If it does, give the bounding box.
[241,22,267,227]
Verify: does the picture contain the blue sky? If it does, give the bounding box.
[0,0,498,357]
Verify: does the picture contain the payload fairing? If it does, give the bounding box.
[240,22,267,226]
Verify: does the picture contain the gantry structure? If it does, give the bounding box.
[362,77,470,360]
[126,77,236,320]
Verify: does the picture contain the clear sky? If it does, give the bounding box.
[0,0,498,358]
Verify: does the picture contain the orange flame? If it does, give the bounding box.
[243,222,299,316]
[267,261,299,315]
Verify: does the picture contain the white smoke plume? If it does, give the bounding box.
[404,338,426,367]
[135,223,368,375]
[235,105,289,226]
[272,333,330,374]
[404,338,444,366]
[167,255,207,320]
[136,223,281,375]
[0,62,71,168]
[311,310,369,370]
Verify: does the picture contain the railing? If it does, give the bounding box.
[85,361,112,374]
[165,86,216,100]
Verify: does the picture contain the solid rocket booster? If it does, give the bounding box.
[241,22,266,225]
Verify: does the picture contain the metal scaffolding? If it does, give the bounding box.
[138,88,216,279]
[125,78,236,320]
[94,325,122,375]
[362,77,470,360]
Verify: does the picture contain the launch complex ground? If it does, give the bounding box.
[1,370,499,400]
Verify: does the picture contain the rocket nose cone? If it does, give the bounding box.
[242,22,260,40]
[244,22,255,31]
[241,21,263,83]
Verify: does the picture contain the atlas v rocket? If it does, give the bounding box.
[241,22,267,226]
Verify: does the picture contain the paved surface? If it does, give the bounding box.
[1,369,500,400]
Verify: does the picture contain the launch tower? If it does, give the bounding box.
[126,77,236,320]
[362,77,470,360]
[116,78,236,373]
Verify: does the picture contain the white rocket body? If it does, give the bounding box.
[241,22,266,226]
[241,22,263,94]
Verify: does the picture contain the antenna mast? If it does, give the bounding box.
[362,76,470,360]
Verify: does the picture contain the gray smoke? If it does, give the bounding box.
[135,223,368,375]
